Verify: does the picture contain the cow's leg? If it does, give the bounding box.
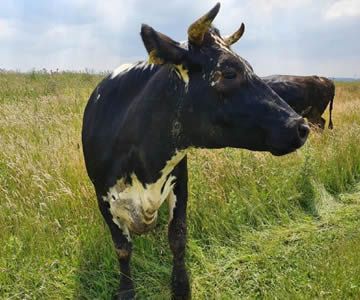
[310,117,325,130]
[97,197,135,300]
[319,117,326,129]
[168,157,190,300]
[307,109,325,130]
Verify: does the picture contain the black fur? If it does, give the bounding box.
[262,75,335,129]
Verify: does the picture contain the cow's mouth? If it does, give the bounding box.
[269,146,298,156]
[266,119,309,156]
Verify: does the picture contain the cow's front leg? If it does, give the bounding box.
[168,158,190,300]
[98,198,135,300]
[115,233,133,300]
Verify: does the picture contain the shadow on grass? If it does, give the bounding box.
[73,211,173,299]
[296,154,319,217]
[296,174,319,217]
[73,224,118,300]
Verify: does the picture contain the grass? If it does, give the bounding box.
[1,72,360,299]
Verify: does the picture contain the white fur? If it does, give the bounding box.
[103,151,186,239]
[133,61,148,70]
[167,190,177,222]
[110,63,134,79]
[210,33,233,54]
[111,61,155,80]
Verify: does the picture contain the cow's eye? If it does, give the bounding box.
[222,70,237,79]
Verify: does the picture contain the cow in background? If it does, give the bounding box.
[262,75,335,129]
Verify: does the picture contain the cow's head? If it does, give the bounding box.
[140,3,309,155]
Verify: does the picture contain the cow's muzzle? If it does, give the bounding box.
[268,117,310,156]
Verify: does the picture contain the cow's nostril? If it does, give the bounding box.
[298,123,310,140]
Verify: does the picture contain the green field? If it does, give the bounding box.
[1,72,360,299]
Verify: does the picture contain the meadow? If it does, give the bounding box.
[1,72,360,299]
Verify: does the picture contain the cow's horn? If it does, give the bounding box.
[224,23,245,46]
[188,2,221,46]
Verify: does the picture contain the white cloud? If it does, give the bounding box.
[0,19,16,40]
[0,1,359,77]
[25,23,130,71]
[63,0,135,31]
[85,0,135,30]
[325,0,360,20]
[248,0,311,13]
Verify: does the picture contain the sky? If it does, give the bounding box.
[0,0,360,77]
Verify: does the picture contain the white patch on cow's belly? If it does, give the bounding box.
[103,151,186,237]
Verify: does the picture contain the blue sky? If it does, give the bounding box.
[1,0,359,77]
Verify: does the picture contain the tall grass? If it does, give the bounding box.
[1,73,360,299]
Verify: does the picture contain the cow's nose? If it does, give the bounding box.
[297,119,310,143]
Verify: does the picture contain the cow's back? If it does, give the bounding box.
[263,75,335,118]
[262,75,309,114]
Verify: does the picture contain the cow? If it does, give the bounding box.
[81,3,309,299]
[262,75,335,129]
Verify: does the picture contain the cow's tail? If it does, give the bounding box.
[328,80,335,129]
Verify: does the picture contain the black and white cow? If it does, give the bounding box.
[82,3,309,299]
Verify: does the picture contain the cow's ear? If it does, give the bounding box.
[141,24,188,65]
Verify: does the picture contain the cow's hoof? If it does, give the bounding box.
[172,294,190,300]
[116,289,135,300]
[171,268,190,300]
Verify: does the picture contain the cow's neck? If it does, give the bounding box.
[125,65,189,185]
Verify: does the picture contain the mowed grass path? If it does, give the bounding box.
[1,73,360,299]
